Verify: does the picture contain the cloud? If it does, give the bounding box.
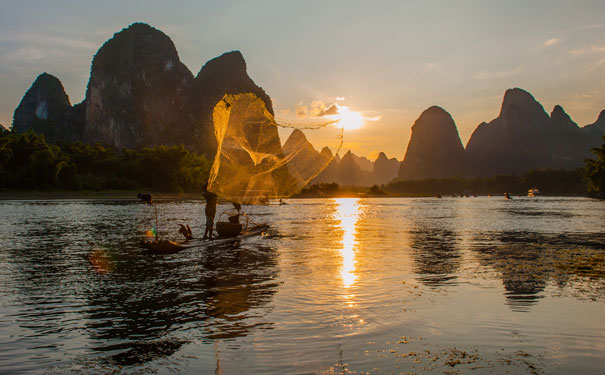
[295,105,308,118]
[590,58,605,70]
[315,104,339,117]
[306,100,340,117]
[571,44,605,55]
[542,37,561,48]
[295,100,382,125]
[336,97,345,101]
[0,33,98,51]
[4,48,59,62]
[572,23,604,31]
[474,66,523,80]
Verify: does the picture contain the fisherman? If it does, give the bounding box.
[229,202,242,224]
[202,183,218,240]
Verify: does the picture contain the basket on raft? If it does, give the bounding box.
[215,208,249,237]
[215,222,243,237]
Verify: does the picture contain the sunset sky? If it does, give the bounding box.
[1,0,604,159]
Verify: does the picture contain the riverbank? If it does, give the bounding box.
[0,190,206,201]
[0,190,590,200]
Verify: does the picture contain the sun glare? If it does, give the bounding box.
[334,198,361,289]
[336,105,364,130]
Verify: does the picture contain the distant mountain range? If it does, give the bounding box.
[12,23,272,158]
[10,23,605,186]
[399,88,604,179]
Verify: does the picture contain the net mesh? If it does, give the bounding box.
[207,93,341,204]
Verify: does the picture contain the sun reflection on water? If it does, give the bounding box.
[333,198,362,291]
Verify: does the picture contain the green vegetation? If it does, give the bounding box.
[292,166,599,198]
[1,128,602,198]
[298,182,340,197]
[385,169,586,196]
[0,129,210,193]
[368,184,386,196]
[584,135,605,198]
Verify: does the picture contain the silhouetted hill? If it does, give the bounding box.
[547,105,591,167]
[12,23,273,158]
[466,88,598,175]
[351,153,373,172]
[311,146,339,184]
[372,152,399,184]
[335,151,366,185]
[582,110,605,147]
[187,50,274,155]
[320,146,334,159]
[399,106,467,179]
[12,72,83,142]
[282,129,330,182]
[84,23,193,150]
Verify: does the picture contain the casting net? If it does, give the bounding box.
[207,93,342,204]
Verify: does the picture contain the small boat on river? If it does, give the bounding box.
[141,223,269,254]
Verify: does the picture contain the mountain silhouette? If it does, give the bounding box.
[466,88,600,175]
[12,23,272,158]
[399,106,467,179]
[372,152,399,184]
[282,129,331,182]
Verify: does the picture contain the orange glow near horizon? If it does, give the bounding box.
[334,198,361,290]
[336,105,364,130]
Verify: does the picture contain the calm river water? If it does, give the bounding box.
[0,197,604,374]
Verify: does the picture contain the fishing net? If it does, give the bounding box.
[207,93,342,204]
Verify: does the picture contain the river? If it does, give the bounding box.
[0,197,603,374]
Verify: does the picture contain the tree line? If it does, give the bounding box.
[0,129,210,192]
[384,169,586,196]
[385,136,604,197]
[1,128,603,198]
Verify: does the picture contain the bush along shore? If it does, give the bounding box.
[1,129,604,199]
[0,129,210,193]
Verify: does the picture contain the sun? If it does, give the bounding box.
[336,105,364,130]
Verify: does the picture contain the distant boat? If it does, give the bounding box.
[504,192,513,200]
[527,188,541,197]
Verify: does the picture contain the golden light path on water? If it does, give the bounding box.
[333,198,362,293]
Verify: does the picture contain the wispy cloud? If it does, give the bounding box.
[570,23,604,31]
[295,104,308,118]
[0,33,98,50]
[542,37,561,48]
[4,48,61,62]
[571,44,605,55]
[474,66,523,81]
[590,58,605,70]
[365,115,382,122]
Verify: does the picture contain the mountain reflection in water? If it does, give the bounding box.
[85,243,279,364]
[0,197,603,374]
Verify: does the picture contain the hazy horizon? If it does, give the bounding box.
[1,0,604,159]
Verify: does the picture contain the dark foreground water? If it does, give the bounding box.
[0,197,604,374]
